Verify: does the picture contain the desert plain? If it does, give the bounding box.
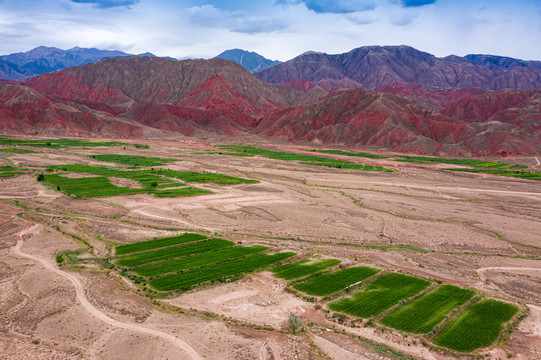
[0,137,540,360]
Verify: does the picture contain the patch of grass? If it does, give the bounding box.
[133,245,269,277]
[380,285,475,333]
[89,154,178,167]
[293,266,380,296]
[394,155,524,169]
[0,148,35,153]
[115,233,208,255]
[272,258,341,280]
[444,168,541,181]
[433,299,519,352]
[115,238,235,267]
[149,252,295,291]
[328,273,430,318]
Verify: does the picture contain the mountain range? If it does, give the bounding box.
[215,49,281,74]
[0,45,540,156]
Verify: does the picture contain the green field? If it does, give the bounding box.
[218,145,394,172]
[433,299,519,352]
[0,137,126,148]
[380,285,475,333]
[393,155,523,168]
[328,273,430,318]
[444,168,541,181]
[293,266,380,296]
[133,245,269,277]
[150,252,295,291]
[89,154,179,167]
[115,233,208,255]
[0,148,35,153]
[115,238,235,267]
[272,258,341,280]
[0,165,26,178]
[39,164,254,198]
[313,149,388,159]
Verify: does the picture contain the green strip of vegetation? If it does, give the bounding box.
[0,171,26,178]
[293,266,380,296]
[444,168,541,181]
[303,162,394,172]
[133,245,269,277]
[115,238,235,267]
[115,233,208,255]
[313,149,388,159]
[0,148,35,153]
[394,155,525,169]
[380,285,475,333]
[150,252,295,291]
[89,154,179,167]
[0,136,126,148]
[433,299,519,352]
[272,258,341,280]
[328,273,430,318]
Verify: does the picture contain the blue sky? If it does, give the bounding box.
[0,0,540,61]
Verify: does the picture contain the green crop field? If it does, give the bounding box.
[394,155,524,169]
[39,164,255,198]
[293,266,380,296]
[89,154,179,167]
[444,168,541,181]
[0,137,126,148]
[218,145,394,172]
[0,148,35,153]
[115,238,235,267]
[328,273,430,318]
[133,245,269,277]
[149,252,295,291]
[433,299,519,352]
[272,258,341,280]
[115,233,208,255]
[313,149,389,159]
[380,285,475,333]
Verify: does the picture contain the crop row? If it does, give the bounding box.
[293,266,380,296]
[433,299,519,352]
[272,258,341,280]
[328,273,430,318]
[0,137,126,148]
[133,245,269,277]
[115,233,208,255]
[115,238,235,267]
[150,252,295,291]
[380,284,475,334]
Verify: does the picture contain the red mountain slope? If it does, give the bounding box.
[256,88,540,155]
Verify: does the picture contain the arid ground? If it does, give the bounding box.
[0,137,539,360]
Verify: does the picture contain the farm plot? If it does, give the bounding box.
[433,299,519,352]
[314,149,388,159]
[0,165,27,178]
[380,285,475,333]
[115,238,235,267]
[393,155,523,168]
[444,168,541,181]
[115,233,208,255]
[218,145,394,172]
[272,258,341,280]
[328,273,430,318]
[293,266,380,296]
[133,245,269,277]
[0,136,126,148]
[89,154,178,167]
[149,252,295,291]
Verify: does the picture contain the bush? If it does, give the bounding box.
[36,174,45,182]
[55,254,65,265]
[288,313,302,333]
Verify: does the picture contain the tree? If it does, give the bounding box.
[36,173,45,182]
[55,254,65,266]
[288,313,302,333]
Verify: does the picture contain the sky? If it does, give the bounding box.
[0,0,540,61]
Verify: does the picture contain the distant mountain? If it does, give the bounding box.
[0,46,164,81]
[215,49,281,74]
[257,45,541,91]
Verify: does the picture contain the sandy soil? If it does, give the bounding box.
[1,137,539,360]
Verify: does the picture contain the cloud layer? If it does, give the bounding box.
[0,0,539,62]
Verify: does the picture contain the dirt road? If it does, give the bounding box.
[12,223,204,360]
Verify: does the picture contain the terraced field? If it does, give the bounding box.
[115,233,208,255]
[272,258,341,280]
[293,266,380,296]
[89,154,178,166]
[328,273,430,318]
[433,299,519,352]
[380,285,475,333]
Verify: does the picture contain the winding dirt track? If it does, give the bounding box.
[12,223,204,360]
[476,266,541,283]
